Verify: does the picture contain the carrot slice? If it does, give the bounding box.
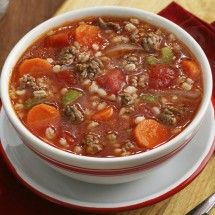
[91,107,114,121]
[134,119,170,149]
[75,24,102,46]
[19,58,52,77]
[26,104,60,130]
[47,32,70,47]
[181,60,200,80]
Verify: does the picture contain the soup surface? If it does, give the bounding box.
[10,16,203,157]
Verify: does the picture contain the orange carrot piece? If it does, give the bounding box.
[134,119,170,149]
[91,107,114,121]
[19,58,52,77]
[47,32,70,47]
[181,59,200,80]
[75,24,102,46]
[26,104,60,130]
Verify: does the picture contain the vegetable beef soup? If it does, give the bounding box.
[9,17,203,157]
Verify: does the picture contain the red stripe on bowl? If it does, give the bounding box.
[24,136,192,176]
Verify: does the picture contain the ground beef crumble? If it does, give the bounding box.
[82,133,102,155]
[120,93,135,106]
[19,74,49,91]
[58,44,103,80]
[63,103,85,123]
[76,56,103,80]
[58,45,79,65]
[141,32,163,53]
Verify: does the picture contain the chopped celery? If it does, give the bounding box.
[24,97,46,109]
[145,56,160,65]
[140,93,158,103]
[146,47,174,65]
[62,89,82,106]
[161,47,174,64]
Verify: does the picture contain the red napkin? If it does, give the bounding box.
[0,2,215,215]
[212,21,215,30]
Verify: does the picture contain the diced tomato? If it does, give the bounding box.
[97,69,125,94]
[46,31,73,47]
[75,24,102,47]
[149,65,177,89]
[55,71,75,86]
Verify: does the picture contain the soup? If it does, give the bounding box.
[9,16,203,157]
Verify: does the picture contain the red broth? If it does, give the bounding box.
[9,17,203,157]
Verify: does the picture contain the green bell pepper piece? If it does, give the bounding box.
[62,89,82,106]
[161,47,174,64]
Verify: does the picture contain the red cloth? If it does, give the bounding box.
[0,2,215,215]
[211,21,215,30]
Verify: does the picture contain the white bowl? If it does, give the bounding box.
[0,6,212,184]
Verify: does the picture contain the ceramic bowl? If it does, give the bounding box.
[0,6,212,184]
